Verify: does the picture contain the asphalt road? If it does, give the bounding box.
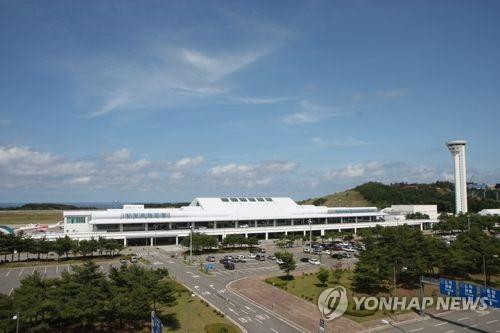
[378,308,500,333]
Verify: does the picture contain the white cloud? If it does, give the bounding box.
[103,148,132,163]
[281,100,351,125]
[175,156,204,168]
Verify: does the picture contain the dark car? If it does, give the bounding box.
[219,258,233,264]
[255,254,266,261]
[300,257,310,263]
[224,261,235,270]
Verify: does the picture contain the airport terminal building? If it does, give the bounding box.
[57,197,438,246]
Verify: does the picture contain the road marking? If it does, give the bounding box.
[5,269,11,277]
[18,268,24,276]
[270,329,279,333]
[228,301,236,307]
[191,275,199,278]
[470,324,478,328]
[241,309,248,315]
[8,288,14,296]
[228,308,239,316]
[457,317,469,321]
[409,328,423,332]
[245,306,256,313]
[434,322,447,327]
[32,267,36,274]
[486,319,499,324]
[444,330,455,333]
[194,285,199,289]
[478,311,489,316]
[255,318,263,324]
[44,266,47,274]
[56,266,59,273]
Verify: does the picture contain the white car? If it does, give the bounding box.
[248,253,257,259]
[308,258,321,265]
[276,258,284,265]
[239,224,249,228]
[235,255,247,262]
[303,247,311,253]
[321,250,331,255]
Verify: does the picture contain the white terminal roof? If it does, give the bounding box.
[64,197,384,224]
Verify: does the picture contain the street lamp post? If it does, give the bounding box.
[189,224,193,265]
[13,312,19,333]
[308,219,312,253]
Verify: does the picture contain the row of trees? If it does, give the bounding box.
[353,224,500,293]
[179,232,260,253]
[434,213,499,234]
[0,261,176,332]
[0,235,124,263]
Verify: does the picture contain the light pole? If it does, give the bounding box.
[394,259,397,299]
[13,312,19,333]
[308,219,312,253]
[189,224,193,265]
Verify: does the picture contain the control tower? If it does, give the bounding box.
[446,140,468,214]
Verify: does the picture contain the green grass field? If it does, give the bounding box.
[0,210,63,225]
[159,281,241,333]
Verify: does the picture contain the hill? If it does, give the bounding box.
[299,190,372,207]
[301,181,500,213]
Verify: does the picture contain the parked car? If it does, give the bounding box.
[276,258,284,265]
[259,248,266,253]
[248,252,257,259]
[235,255,247,262]
[267,255,276,260]
[130,256,138,263]
[219,256,234,264]
[120,258,127,265]
[206,255,216,262]
[224,261,235,270]
[331,253,344,259]
[255,254,266,261]
[308,258,321,265]
[300,257,310,263]
[303,247,311,253]
[321,250,331,255]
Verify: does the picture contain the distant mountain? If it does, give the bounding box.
[301,181,500,213]
[0,203,97,211]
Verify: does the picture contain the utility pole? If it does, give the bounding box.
[467,217,470,232]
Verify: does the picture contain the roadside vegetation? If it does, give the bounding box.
[0,261,240,333]
[180,232,259,254]
[0,235,124,265]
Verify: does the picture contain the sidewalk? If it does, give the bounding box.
[230,272,363,333]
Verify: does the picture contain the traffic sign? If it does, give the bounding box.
[151,312,163,333]
[459,282,477,300]
[480,287,500,309]
[439,279,458,296]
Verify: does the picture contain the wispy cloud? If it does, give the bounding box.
[281,100,351,125]
[312,136,375,147]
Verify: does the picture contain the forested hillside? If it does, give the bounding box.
[302,181,500,213]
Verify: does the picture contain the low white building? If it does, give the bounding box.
[381,205,439,220]
[40,197,437,246]
[479,209,500,216]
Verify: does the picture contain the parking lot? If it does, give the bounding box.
[0,261,122,295]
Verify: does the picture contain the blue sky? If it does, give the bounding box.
[0,0,499,202]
